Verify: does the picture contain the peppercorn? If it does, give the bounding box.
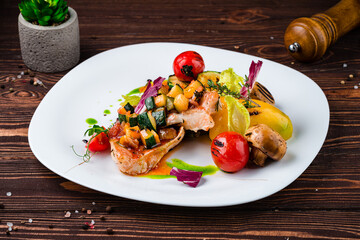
[106,228,114,234]
[82,224,89,230]
[106,206,112,213]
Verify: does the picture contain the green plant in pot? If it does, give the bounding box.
[19,0,69,26]
[18,0,80,73]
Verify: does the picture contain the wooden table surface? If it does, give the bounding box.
[1,0,359,239]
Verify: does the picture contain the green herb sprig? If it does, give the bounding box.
[72,125,109,163]
[207,80,260,108]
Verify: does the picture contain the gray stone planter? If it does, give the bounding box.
[18,7,80,73]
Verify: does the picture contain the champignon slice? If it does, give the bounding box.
[250,148,267,167]
[250,82,275,105]
[245,124,286,166]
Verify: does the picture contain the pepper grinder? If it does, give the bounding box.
[284,0,360,62]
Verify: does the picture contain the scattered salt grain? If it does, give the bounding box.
[91,220,95,225]
[11,77,15,81]
[343,63,348,68]
[64,211,71,218]
[270,36,274,40]
[20,71,25,75]
[34,77,47,89]
[28,218,33,223]
[17,75,21,79]
[6,192,12,196]
[75,210,79,214]
[354,85,358,89]
[315,189,319,192]
[340,80,345,85]
[92,202,96,205]
[7,222,13,227]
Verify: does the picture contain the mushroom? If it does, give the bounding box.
[250,82,275,105]
[244,124,286,166]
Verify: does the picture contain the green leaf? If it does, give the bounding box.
[20,9,37,20]
[40,15,51,22]
[41,7,53,16]
[33,8,42,18]
[119,95,141,106]
[38,20,48,25]
[218,68,244,93]
[52,13,65,22]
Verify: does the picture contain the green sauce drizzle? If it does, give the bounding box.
[142,159,218,179]
[104,109,111,115]
[167,159,219,176]
[86,118,98,125]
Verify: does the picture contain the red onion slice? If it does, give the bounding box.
[170,167,203,188]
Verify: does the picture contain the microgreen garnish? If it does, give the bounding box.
[207,80,260,108]
[84,125,108,137]
[72,125,109,163]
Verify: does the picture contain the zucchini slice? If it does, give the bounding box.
[118,113,127,123]
[166,97,175,111]
[127,113,138,127]
[167,75,189,89]
[124,102,135,113]
[154,94,167,108]
[197,71,220,87]
[145,96,156,110]
[167,84,183,98]
[147,111,157,131]
[140,129,158,149]
[151,130,161,144]
[152,108,166,127]
[137,111,156,131]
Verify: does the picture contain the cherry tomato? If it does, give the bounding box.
[87,132,110,152]
[173,51,205,81]
[211,132,249,173]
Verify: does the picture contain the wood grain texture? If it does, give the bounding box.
[0,0,360,239]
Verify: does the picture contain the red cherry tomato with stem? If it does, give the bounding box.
[173,51,205,81]
[211,132,249,173]
[87,132,110,152]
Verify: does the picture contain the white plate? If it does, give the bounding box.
[28,42,329,207]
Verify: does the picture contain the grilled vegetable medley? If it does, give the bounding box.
[78,51,293,187]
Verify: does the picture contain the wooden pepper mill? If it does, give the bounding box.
[284,0,360,62]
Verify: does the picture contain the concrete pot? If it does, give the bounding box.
[18,7,80,73]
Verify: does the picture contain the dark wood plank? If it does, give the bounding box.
[0,0,360,239]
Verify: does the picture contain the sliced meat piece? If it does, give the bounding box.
[166,108,214,132]
[110,127,185,175]
[199,90,219,115]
